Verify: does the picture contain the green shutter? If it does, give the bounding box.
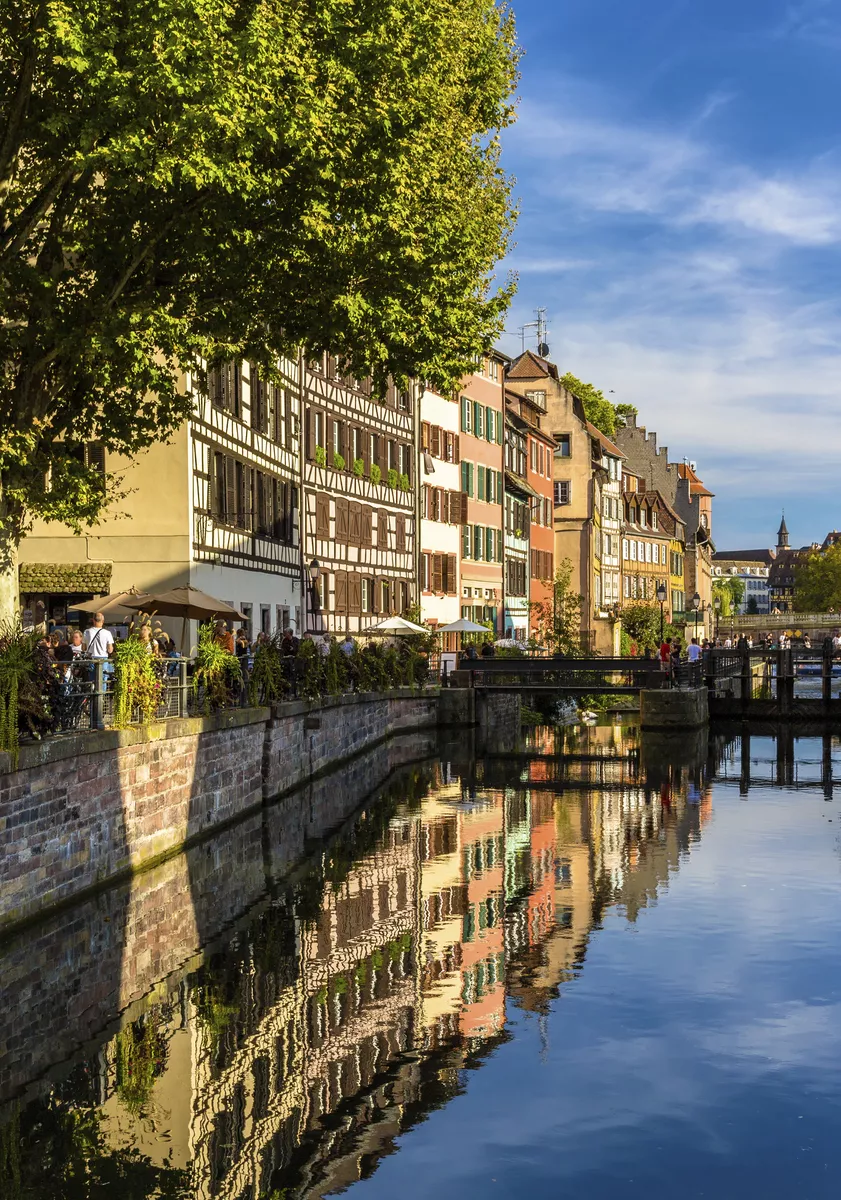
[460,395,469,432]
[474,524,482,560]
[495,410,503,443]
[462,525,471,558]
[473,401,482,438]
[485,527,494,561]
[486,470,493,503]
[468,462,474,497]
[461,460,469,492]
[486,406,495,442]
[478,465,486,501]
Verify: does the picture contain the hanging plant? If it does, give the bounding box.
[0,622,40,767]
[193,622,240,713]
[113,634,163,727]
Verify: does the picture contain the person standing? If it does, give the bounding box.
[84,612,114,670]
[213,620,235,654]
[281,627,300,656]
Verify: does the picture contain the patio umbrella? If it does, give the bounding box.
[365,615,428,636]
[122,586,245,652]
[436,618,490,634]
[72,589,155,617]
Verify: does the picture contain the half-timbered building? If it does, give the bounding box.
[419,385,464,636]
[301,355,418,634]
[18,360,302,645]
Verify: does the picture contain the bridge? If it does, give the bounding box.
[728,612,841,639]
[706,643,841,719]
[450,656,664,695]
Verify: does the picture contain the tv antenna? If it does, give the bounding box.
[519,308,550,357]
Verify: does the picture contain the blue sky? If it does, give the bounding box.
[498,0,841,550]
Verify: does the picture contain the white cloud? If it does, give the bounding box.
[501,82,841,543]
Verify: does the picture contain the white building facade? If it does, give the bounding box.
[419,387,463,629]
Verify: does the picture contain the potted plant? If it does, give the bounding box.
[370,464,382,485]
[314,445,326,468]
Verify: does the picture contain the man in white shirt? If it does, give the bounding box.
[687,637,702,663]
[84,612,114,677]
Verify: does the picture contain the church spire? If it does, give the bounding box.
[777,511,789,549]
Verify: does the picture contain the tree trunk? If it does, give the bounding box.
[0,511,21,625]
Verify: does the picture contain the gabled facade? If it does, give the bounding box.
[503,411,532,639]
[614,416,714,636]
[621,472,686,621]
[458,354,507,631]
[301,355,418,634]
[419,387,463,633]
[505,383,554,639]
[507,351,595,646]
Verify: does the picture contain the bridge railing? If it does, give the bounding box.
[453,656,664,693]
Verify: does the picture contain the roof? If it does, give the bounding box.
[624,489,684,531]
[778,514,789,536]
[677,461,714,498]
[506,349,558,382]
[713,549,775,565]
[19,561,113,594]
[585,421,625,460]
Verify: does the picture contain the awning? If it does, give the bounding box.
[504,471,541,500]
[19,561,112,594]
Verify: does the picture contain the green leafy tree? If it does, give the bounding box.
[0,0,519,616]
[528,559,583,655]
[712,577,745,617]
[620,602,678,653]
[794,543,841,612]
[746,595,759,614]
[560,373,622,437]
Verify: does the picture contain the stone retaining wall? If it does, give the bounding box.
[0,690,442,935]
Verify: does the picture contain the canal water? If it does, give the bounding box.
[3,722,841,1199]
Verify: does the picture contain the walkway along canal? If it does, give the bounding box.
[4,719,841,1198]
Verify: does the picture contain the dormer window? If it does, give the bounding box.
[639,507,647,528]
[651,510,658,530]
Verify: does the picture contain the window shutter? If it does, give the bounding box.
[213,453,225,520]
[486,406,494,442]
[335,498,348,543]
[84,442,105,476]
[495,410,503,443]
[362,429,371,473]
[454,434,460,463]
[395,514,406,552]
[209,363,222,408]
[378,509,389,549]
[432,554,443,593]
[421,422,431,450]
[306,407,317,461]
[316,494,330,538]
[460,395,469,432]
[446,554,457,595]
[372,576,382,613]
[225,457,236,524]
[462,526,471,558]
[430,426,442,458]
[361,505,373,547]
[335,571,348,613]
[473,401,482,438]
[468,463,474,497]
[486,527,494,562]
[349,502,361,546]
[478,465,486,502]
[460,492,469,524]
[461,461,469,493]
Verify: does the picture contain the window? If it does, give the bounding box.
[208,361,242,418]
[554,480,571,506]
[361,578,373,614]
[506,558,527,596]
[489,358,500,382]
[462,525,471,558]
[461,460,474,497]
[473,402,484,439]
[524,389,547,408]
[473,524,483,560]
[460,396,472,433]
[530,439,537,471]
[651,511,658,530]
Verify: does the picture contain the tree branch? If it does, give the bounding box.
[0,162,78,266]
[0,17,40,205]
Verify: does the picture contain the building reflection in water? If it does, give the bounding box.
[2,722,718,1200]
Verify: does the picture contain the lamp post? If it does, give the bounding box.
[308,558,321,631]
[656,582,667,645]
[690,591,701,642]
[713,593,722,642]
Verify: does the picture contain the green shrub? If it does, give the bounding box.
[386,468,398,488]
[333,452,346,471]
[314,445,326,467]
[370,463,382,485]
[353,457,364,477]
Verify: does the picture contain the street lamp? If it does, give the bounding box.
[690,591,701,642]
[713,593,722,642]
[656,582,667,644]
[308,558,322,621]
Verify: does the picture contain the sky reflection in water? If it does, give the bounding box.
[4,722,841,1199]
